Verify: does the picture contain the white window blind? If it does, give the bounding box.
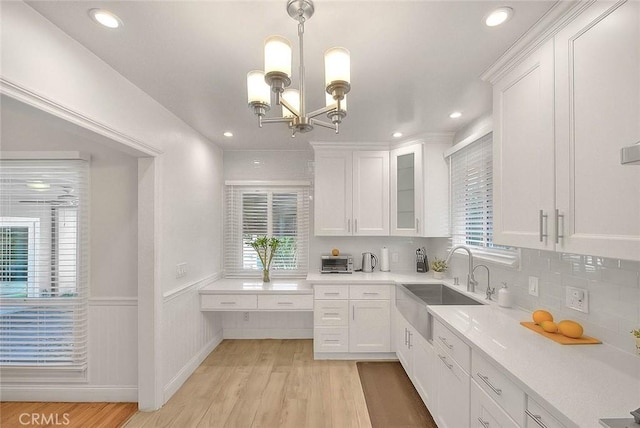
[225,183,309,277]
[450,133,518,265]
[0,159,88,370]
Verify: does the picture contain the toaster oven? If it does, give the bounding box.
[320,255,354,274]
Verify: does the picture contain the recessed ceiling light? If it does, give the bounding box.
[392,132,403,138]
[26,180,50,190]
[223,131,233,137]
[449,111,462,119]
[485,7,513,27]
[89,9,123,29]
[252,160,262,165]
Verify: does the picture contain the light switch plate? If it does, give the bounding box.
[565,286,589,313]
[528,276,539,296]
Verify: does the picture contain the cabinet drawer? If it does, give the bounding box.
[314,327,349,353]
[257,294,313,310]
[349,284,390,299]
[526,397,565,428]
[314,300,349,326]
[201,294,257,310]
[434,320,471,372]
[314,285,349,299]
[471,381,520,428]
[473,351,525,425]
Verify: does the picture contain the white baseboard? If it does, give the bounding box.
[162,328,223,404]
[223,328,313,339]
[313,352,398,361]
[0,385,138,402]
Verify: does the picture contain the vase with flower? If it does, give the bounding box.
[250,236,281,283]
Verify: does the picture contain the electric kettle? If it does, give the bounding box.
[361,252,378,273]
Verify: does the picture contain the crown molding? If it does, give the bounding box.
[481,0,595,84]
[0,77,163,157]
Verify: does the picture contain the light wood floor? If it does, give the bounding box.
[125,339,373,428]
[0,402,137,428]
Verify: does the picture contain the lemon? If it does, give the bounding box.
[539,320,558,333]
[558,320,584,338]
[532,309,553,325]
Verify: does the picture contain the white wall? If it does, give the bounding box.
[1,2,224,406]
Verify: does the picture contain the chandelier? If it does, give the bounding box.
[246,0,351,137]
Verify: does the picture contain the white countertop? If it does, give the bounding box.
[307,270,640,428]
[199,278,312,294]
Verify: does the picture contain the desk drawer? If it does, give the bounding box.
[257,294,313,310]
[201,294,257,310]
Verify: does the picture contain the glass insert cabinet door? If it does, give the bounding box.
[391,143,423,236]
[396,152,416,229]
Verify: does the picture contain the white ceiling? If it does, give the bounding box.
[25,0,556,150]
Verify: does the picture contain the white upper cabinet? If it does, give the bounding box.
[314,146,389,236]
[314,150,353,236]
[493,0,640,261]
[390,142,450,237]
[493,39,556,250]
[554,0,640,260]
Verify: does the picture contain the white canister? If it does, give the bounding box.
[498,282,513,308]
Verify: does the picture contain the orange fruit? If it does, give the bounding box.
[539,320,558,333]
[558,320,583,338]
[331,248,340,256]
[532,310,553,325]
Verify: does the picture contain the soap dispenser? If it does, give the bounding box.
[498,282,513,308]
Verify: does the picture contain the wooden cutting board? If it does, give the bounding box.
[520,322,601,345]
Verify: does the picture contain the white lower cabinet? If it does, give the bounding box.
[350,300,390,352]
[314,284,391,356]
[471,381,520,428]
[434,338,470,428]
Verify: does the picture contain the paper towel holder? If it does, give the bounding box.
[380,247,390,272]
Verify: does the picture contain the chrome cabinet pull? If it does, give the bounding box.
[438,335,453,349]
[220,301,236,305]
[555,209,564,243]
[363,292,379,295]
[408,331,413,349]
[416,218,419,233]
[539,210,548,242]
[477,372,502,395]
[477,417,490,428]
[355,218,358,233]
[438,354,453,370]
[347,219,351,233]
[324,312,339,316]
[324,292,340,296]
[352,305,355,320]
[525,410,549,428]
[277,301,293,305]
[404,328,409,346]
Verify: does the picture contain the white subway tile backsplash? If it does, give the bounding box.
[601,267,640,287]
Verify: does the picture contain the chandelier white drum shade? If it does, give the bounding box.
[246,0,351,136]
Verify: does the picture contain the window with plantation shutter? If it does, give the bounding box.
[0,158,88,376]
[225,182,309,277]
[449,133,518,265]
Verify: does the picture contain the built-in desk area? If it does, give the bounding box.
[199,278,313,311]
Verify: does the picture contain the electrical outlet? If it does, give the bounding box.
[176,262,187,278]
[565,286,589,313]
[243,312,250,322]
[528,276,539,296]
[391,252,399,263]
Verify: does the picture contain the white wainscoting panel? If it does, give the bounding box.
[162,276,223,404]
